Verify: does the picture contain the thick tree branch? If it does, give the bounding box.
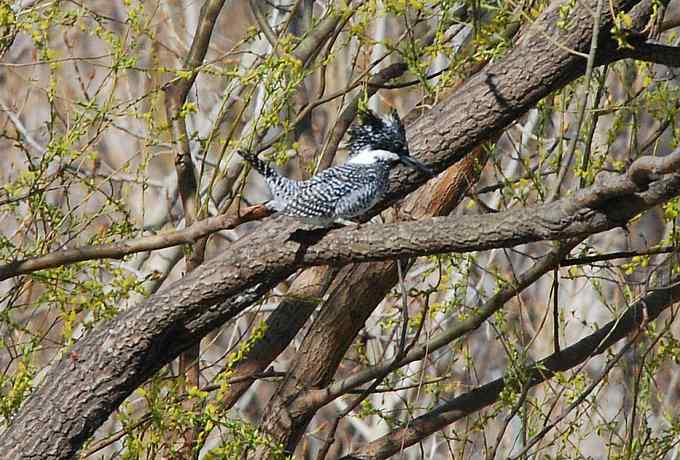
[618,39,680,67]
[292,9,351,65]
[0,0,664,284]
[377,0,663,210]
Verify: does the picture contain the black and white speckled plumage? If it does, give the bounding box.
[348,108,409,157]
[244,154,301,204]
[275,160,391,225]
[241,108,431,226]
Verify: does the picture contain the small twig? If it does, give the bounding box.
[579,66,608,189]
[561,246,676,266]
[396,258,410,356]
[79,414,153,458]
[0,204,272,281]
[625,306,673,458]
[78,370,284,458]
[249,0,282,56]
[487,380,531,460]
[344,376,449,395]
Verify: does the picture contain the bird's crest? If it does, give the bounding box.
[348,108,409,157]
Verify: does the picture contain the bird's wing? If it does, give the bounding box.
[281,165,377,219]
[333,179,379,218]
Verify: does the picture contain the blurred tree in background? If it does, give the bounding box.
[0,0,679,458]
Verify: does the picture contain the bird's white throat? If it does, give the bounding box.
[347,148,399,165]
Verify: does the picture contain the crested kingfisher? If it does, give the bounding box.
[240,108,433,226]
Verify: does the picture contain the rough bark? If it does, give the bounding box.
[375,0,653,210]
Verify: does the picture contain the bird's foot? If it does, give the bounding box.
[334,218,359,227]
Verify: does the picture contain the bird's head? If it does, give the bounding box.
[348,108,434,176]
[349,108,409,157]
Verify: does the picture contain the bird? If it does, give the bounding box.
[240,108,434,226]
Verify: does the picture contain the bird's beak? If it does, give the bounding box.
[400,155,435,177]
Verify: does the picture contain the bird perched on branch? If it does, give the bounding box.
[240,108,434,226]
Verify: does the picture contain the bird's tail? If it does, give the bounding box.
[239,150,299,209]
[238,150,277,179]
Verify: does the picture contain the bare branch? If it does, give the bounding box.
[0,204,272,281]
[292,9,351,65]
[561,245,676,265]
[250,0,281,55]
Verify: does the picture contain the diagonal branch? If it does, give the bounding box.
[375,0,664,211]
[617,39,680,67]
[341,277,680,459]
[0,204,272,281]
[311,239,580,411]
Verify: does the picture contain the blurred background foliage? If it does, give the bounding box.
[0,0,679,458]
